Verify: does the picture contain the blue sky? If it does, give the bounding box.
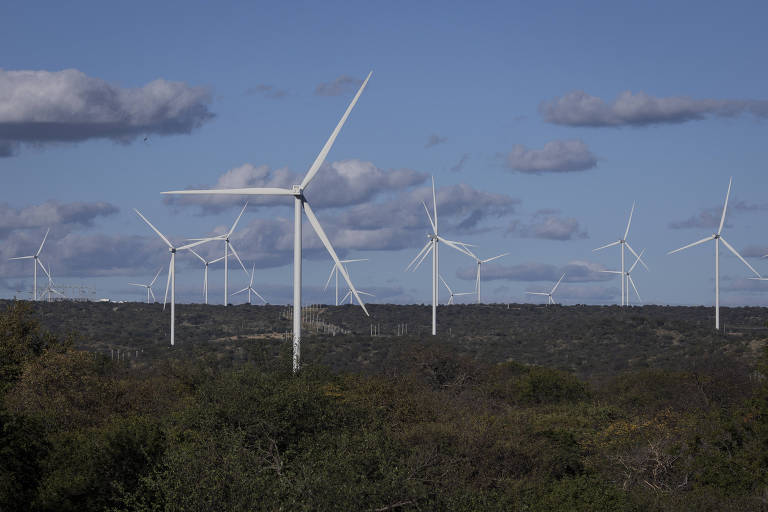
[2,0,767,306]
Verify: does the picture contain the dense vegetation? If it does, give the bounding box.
[1,300,767,510]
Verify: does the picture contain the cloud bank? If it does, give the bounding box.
[508,210,588,240]
[505,140,597,174]
[540,90,768,127]
[0,68,214,156]
[314,75,364,97]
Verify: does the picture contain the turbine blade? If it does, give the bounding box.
[439,274,452,294]
[668,235,715,255]
[228,242,249,275]
[623,202,635,240]
[162,187,293,196]
[36,259,51,280]
[177,238,216,251]
[9,255,35,260]
[251,289,267,304]
[551,272,566,294]
[188,248,206,264]
[412,243,434,272]
[149,288,156,302]
[431,176,438,233]
[720,237,761,278]
[128,283,145,287]
[482,252,510,263]
[151,267,163,286]
[718,177,732,235]
[228,202,248,236]
[628,275,641,303]
[324,264,336,290]
[303,201,369,315]
[210,255,226,264]
[340,258,368,264]
[406,241,432,271]
[300,71,372,189]
[422,201,436,233]
[600,270,622,274]
[36,228,50,256]
[625,242,649,270]
[628,248,646,273]
[593,240,620,251]
[438,237,475,258]
[527,292,549,296]
[232,287,248,295]
[134,209,174,249]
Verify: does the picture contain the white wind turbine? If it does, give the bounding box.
[668,177,760,329]
[163,71,373,373]
[9,228,51,301]
[233,263,268,304]
[187,249,225,305]
[186,203,249,306]
[134,209,211,345]
[526,272,567,305]
[462,248,510,304]
[341,289,374,304]
[593,202,647,306]
[41,264,65,302]
[439,275,473,305]
[324,258,368,306]
[406,176,475,335]
[602,248,648,305]
[128,267,163,304]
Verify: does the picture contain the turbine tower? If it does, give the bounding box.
[526,272,566,305]
[439,275,473,305]
[668,178,760,329]
[134,209,209,345]
[9,228,51,301]
[324,258,367,306]
[128,267,163,304]
[163,71,373,372]
[233,264,268,304]
[593,202,646,306]
[406,176,475,335]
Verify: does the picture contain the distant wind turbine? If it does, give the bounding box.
[324,258,367,306]
[341,289,374,304]
[163,71,373,372]
[439,275,473,305]
[128,267,163,304]
[406,176,475,335]
[462,249,510,304]
[668,177,760,329]
[233,264,268,304]
[526,272,566,305]
[9,228,51,301]
[593,202,647,306]
[602,248,648,305]
[134,209,210,345]
[187,249,225,305]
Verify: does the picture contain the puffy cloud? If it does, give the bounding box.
[0,200,118,238]
[0,68,214,156]
[244,84,287,99]
[505,140,597,174]
[425,134,447,148]
[540,90,768,127]
[508,210,588,240]
[457,260,612,283]
[164,159,428,213]
[314,75,364,96]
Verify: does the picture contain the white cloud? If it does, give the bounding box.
[505,140,597,174]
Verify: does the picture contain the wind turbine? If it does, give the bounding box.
[233,264,268,304]
[186,203,248,306]
[41,264,65,302]
[128,267,163,304]
[187,249,225,305]
[9,228,51,301]
[406,176,475,335]
[593,202,647,306]
[462,249,510,304]
[324,258,367,306]
[439,275,473,305]
[668,177,760,329]
[341,289,374,304]
[526,272,566,305]
[163,71,373,373]
[134,209,211,345]
[601,247,648,305]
